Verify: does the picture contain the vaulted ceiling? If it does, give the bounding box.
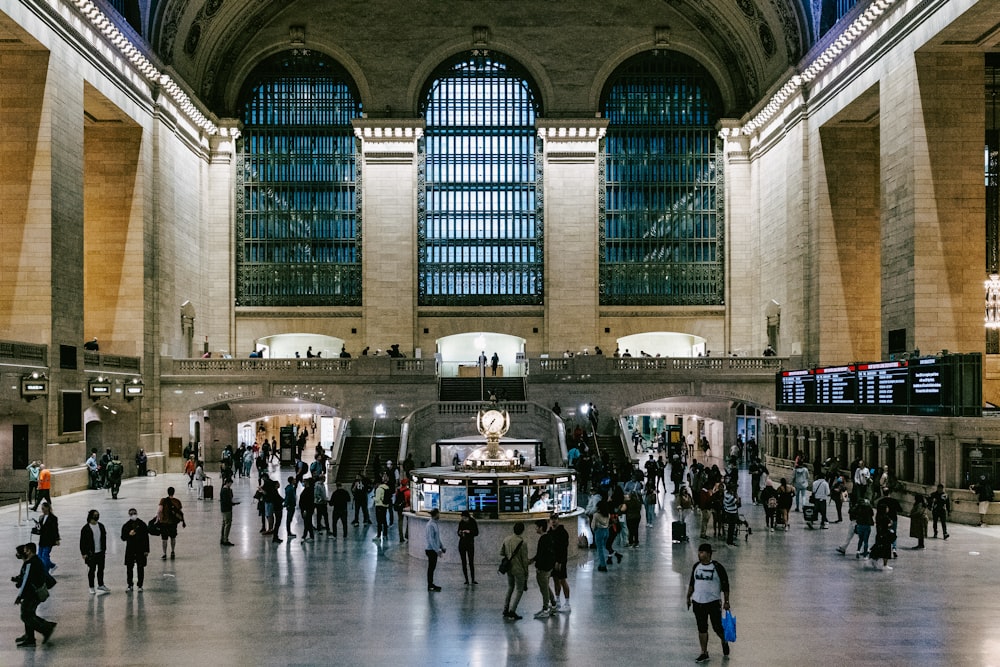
[144,0,815,118]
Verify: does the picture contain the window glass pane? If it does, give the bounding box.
[419,51,542,306]
[235,52,362,306]
[600,52,723,306]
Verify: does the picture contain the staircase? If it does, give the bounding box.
[335,435,400,484]
[596,434,633,478]
[439,377,526,402]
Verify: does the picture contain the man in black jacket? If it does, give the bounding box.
[529,519,557,618]
[79,509,110,594]
[14,542,57,647]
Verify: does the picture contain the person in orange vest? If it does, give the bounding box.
[31,465,52,512]
[183,456,196,489]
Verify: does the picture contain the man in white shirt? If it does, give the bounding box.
[686,543,732,663]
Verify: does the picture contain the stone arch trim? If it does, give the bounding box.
[404,39,554,118]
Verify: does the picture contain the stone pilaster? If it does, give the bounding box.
[354,120,424,355]
[720,122,757,355]
[538,119,608,355]
[205,120,239,354]
[881,53,985,355]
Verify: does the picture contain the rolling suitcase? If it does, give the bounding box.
[203,478,214,500]
[672,520,688,543]
[803,504,817,523]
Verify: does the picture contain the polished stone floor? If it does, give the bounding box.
[1,465,999,666]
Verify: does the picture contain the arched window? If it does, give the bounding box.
[419,50,542,306]
[235,51,362,306]
[600,52,723,306]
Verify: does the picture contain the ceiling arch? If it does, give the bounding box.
[147,0,813,119]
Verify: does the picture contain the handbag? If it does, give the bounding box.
[498,540,522,574]
[147,517,161,536]
[722,609,737,642]
[34,583,49,602]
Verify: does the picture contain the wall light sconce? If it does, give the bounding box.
[20,371,48,401]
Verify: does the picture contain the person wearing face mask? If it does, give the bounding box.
[121,509,149,592]
[79,509,110,595]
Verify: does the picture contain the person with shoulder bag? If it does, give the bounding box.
[13,542,57,647]
[500,522,529,620]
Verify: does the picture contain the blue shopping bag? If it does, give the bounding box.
[722,609,737,642]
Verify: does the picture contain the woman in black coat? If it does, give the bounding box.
[121,509,150,592]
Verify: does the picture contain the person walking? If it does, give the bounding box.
[930,484,951,539]
[350,474,371,526]
[548,513,571,612]
[457,510,479,585]
[299,477,316,542]
[853,498,875,559]
[909,493,929,550]
[313,475,330,536]
[591,500,613,572]
[373,476,391,540]
[971,475,994,526]
[220,478,239,546]
[792,460,810,512]
[194,462,207,500]
[424,508,445,591]
[394,479,410,543]
[330,482,351,538]
[36,503,60,573]
[121,508,149,592]
[79,509,110,595]
[283,476,298,540]
[811,474,831,529]
[501,522,529,620]
[31,465,52,512]
[13,542,57,647]
[686,542,732,663]
[25,461,41,508]
[529,519,557,619]
[156,487,186,559]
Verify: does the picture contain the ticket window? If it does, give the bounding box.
[416,483,440,512]
[528,483,554,513]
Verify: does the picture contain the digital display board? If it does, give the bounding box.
[856,361,909,410]
[468,486,498,513]
[500,484,524,513]
[779,369,814,407]
[814,365,856,406]
[908,357,948,413]
[775,353,981,417]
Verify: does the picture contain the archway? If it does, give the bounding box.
[436,332,526,377]
[615,331,708,358]
[255,333,346,359]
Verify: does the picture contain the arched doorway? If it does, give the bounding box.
[436,332,526,377]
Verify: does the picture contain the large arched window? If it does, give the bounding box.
[600,52,723,306]
[235,51,362,307]
[419,50,542,306]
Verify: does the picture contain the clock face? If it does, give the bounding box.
[480,409,508,435]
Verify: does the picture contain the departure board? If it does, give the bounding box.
[856,361,910,410]
[909,357,948,413]
[814,365,856,406]
[779,369,814,407]
[774,353,981,416]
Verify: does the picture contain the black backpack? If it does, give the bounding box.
[393,488,407,510]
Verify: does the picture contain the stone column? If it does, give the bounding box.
[205,121,239,354]
[538,120,607,354]
[353,120,424,355]
[720,122,757,354]
[880,53,984,355]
